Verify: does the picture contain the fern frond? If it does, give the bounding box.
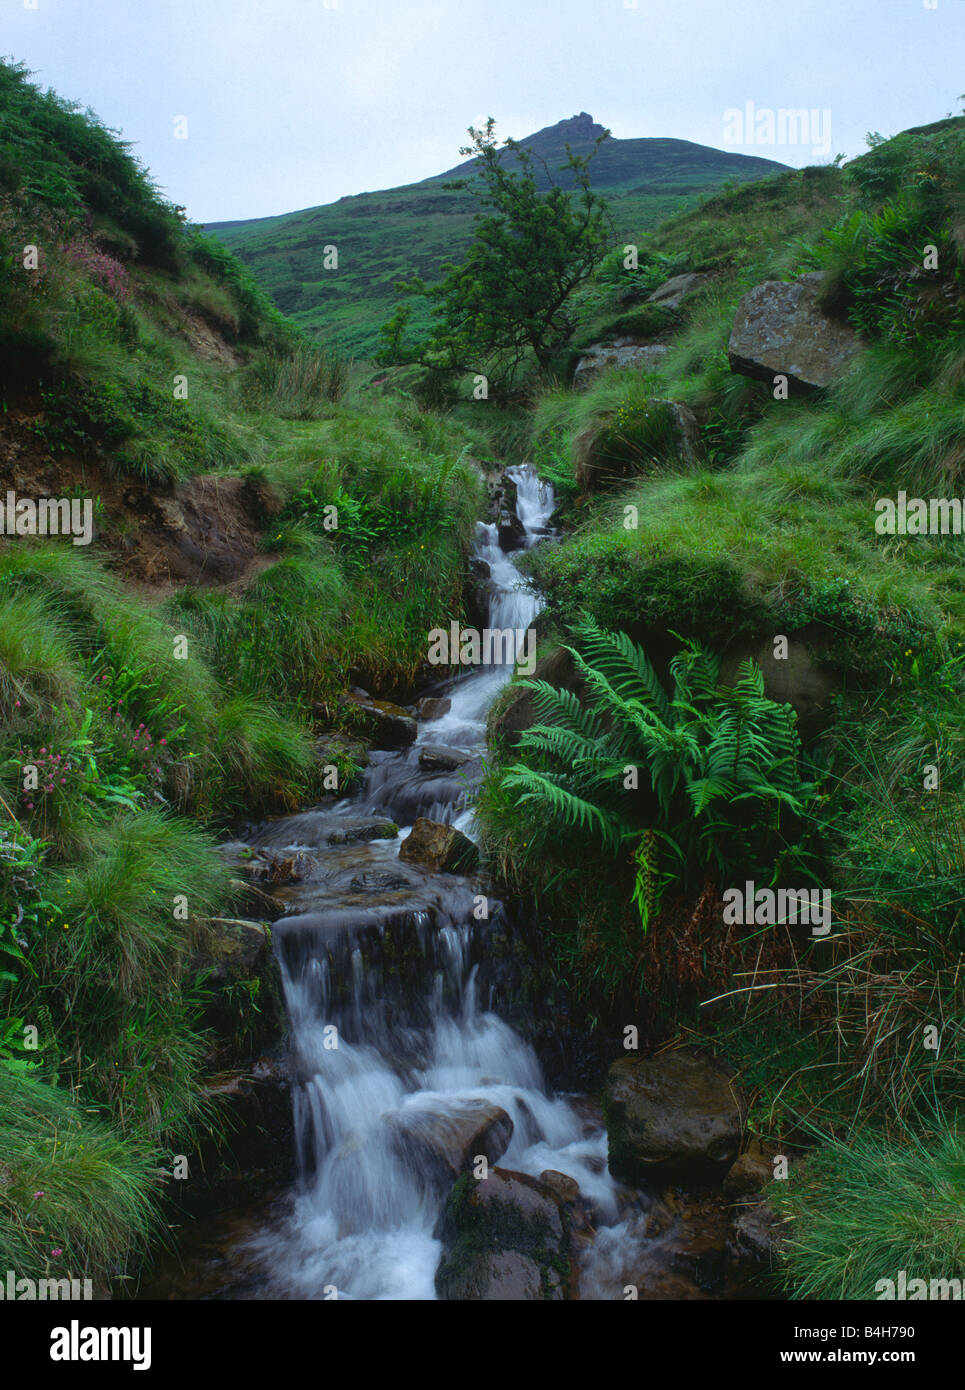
[569,614,670,719]
[501,764,631,851]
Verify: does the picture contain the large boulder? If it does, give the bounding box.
[389,1101,513,1189]
[604,1051,743,1184]
[646,271,709,310]
[399,817,479,873]
[727,272,861,390]
[435,1167,570,1300]
[573,342,669,391]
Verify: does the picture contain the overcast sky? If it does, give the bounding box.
[5,0,963,224]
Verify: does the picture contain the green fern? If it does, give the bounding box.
[501,622,816,928]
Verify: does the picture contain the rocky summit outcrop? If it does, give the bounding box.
[435,1168,571,1300]
[398,817,479,873]
[573,342,669,391]
[388,1101,513,1190]
[604,1051,743,1184]
[727,271,861,389]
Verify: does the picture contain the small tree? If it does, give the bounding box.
[379,119,612,391]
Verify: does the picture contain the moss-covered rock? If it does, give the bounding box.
[434,1167,572,1300]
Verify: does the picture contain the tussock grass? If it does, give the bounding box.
[212,695,315,812]
[43,810,228,1000]
[772,1123,965,1300]
[0,1066,160,1282]
[0,589,81,721]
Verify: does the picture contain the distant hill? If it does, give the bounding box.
[206,113,787,357]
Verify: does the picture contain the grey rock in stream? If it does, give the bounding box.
[342,693,418,748]
[605,1050,743,1184]
[389,1101,513,1190]
[418,745,475,774]
[415,695,452,720]
[246,813,399,850]
[726,1199,786,1278]
[435,1168,570,1300]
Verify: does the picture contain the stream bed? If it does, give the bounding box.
[142,467,744,1301]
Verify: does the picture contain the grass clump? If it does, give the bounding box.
[772,1124,965,1300]
[0,1065,160,1285]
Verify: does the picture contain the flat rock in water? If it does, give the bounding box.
[242,849,317,884]
[246,814,398,849]
[324,817,399,846]
[605,1050,743,1184]
[344,694,418,748]
[418,745,474,773]
[415,696,452,720]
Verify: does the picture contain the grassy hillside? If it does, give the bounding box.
[207,113,785,358]
[476,115,965,1298]
[0,58,493,1289]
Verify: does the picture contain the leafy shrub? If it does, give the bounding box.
[805,199,965,347]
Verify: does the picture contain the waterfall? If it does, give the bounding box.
[243,465,620,1300]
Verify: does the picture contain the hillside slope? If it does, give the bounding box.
[0,57,494,1290]
[477,113,965,1298]
[207,113,785,356]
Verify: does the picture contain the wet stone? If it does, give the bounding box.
[418,745,475,773]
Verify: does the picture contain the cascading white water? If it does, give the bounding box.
[251,465,621,1300]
